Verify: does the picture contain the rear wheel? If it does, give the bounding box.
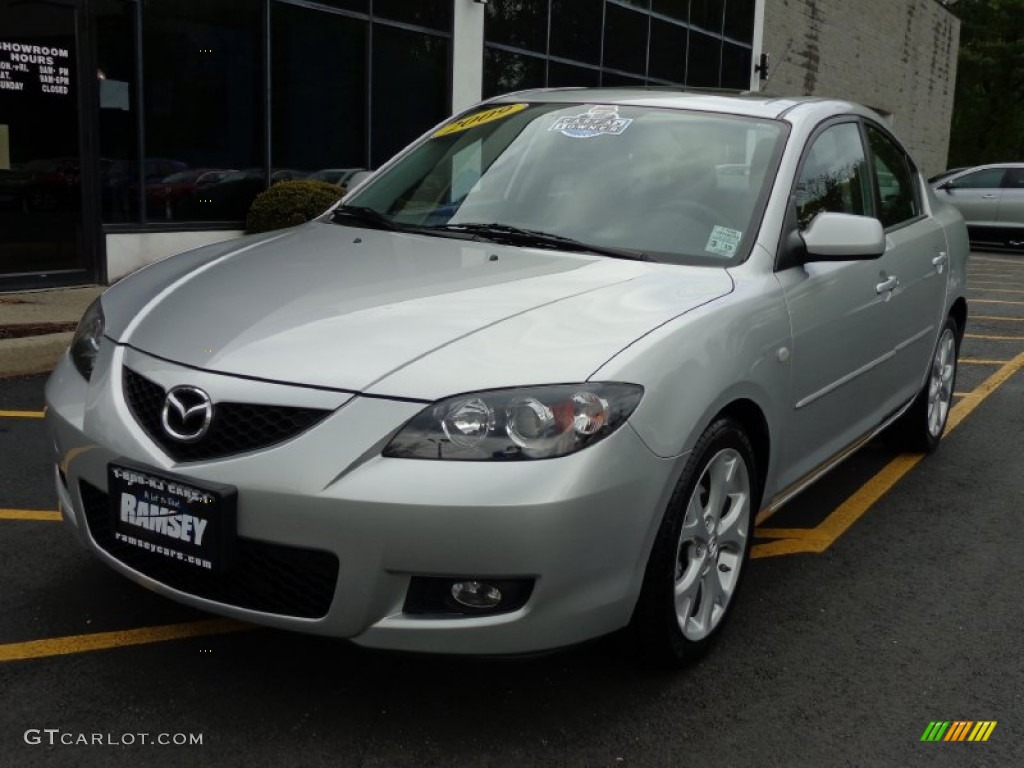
[891,315,959,453]
[631,418,759,666]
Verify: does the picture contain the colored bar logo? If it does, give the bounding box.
[920,721,997,742]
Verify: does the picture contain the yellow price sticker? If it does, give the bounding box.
[433,103,529,138]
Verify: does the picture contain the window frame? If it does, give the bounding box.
[860,119,925,233]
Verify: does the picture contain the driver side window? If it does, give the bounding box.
[795,122,872,230]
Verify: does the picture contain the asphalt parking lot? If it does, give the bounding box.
[1,253,1022,767]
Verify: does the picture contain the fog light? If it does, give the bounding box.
[451,580,502,609]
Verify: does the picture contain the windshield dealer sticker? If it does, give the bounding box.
[549,105,633,138]
[705,226,743,257]
[433,103,528,138]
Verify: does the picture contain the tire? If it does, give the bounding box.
[890,314,959,453]
[631,417,760,667]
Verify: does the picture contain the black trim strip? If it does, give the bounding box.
[116,342,433,404]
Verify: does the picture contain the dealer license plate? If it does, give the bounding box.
[107,460,236,572]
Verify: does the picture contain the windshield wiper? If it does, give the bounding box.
[330,205,399,231]
[427,222,650,262]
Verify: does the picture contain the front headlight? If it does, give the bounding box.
[383,383,643,461]
[69,297,105,380]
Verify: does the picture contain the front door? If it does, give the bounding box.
[0,0,97,290]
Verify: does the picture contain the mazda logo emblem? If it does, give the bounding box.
[161,386,213,443]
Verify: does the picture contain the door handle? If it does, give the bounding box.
[982,193,998,199]
[876,275,899,294]
[932,251,948,269]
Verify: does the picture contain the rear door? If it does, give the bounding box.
[863,122,948,403]
[996,167,1024,244]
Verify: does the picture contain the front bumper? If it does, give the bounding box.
[45,343,681,655]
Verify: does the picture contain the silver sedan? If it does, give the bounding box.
[46,90,969,665]
[932,162,1024,250]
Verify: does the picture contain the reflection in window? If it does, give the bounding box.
[143,0,261,222]
[866,124,919,228]
[687,30,722,87]
[724,0,755,43]
[272,3,367,179]
[796,123,871,230]
[485,0,548,52]
[690,0,724,33]
[652,0,688,22]
[371,25,449,168]
[603,3,649,76]
[484,48,545,99]
[549,0,601,65]
[721,41,751,90]
[548,61,601,88]
[96,0,138,223]
[650,18,687,83]
[373,0,452,31]
[483,0,753,95]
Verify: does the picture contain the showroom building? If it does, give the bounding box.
[0,0,959,290]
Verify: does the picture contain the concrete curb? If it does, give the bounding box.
[0,333,72,378]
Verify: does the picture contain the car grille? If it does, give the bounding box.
[80,480,339,619]
[122,367,331,462]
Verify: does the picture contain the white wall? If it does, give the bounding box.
[106,231,243,282]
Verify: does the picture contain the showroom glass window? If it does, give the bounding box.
[483,0,756,98]
[271,3,367,182]
[865,124,920,229]
[96,0,139,224]
[143,0,262,223]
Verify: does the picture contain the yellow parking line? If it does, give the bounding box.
[752,351,1024,558]
[971,298,1024,306]
[970,287,1024,295]
[964,333,1024,341]
[959,358,1010,365]
[971,256,1024,267]
[971,315,1024,322]
[0,509,62,521]
[0,410,45,419]
[0,619,253,663]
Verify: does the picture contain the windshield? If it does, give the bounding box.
[345,102,786,264]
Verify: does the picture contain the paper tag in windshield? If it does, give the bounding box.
[705,226,743,257]
[433,104,528,138]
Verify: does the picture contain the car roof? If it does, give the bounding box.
[487,87,884,124]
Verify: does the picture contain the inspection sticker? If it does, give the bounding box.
[433,103,528,138]
[549,105,633,138]
[705,225,743,257]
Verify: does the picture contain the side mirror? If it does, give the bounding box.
[801,212,885,260]
[936,181,953,191]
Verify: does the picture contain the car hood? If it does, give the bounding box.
[106,223,733,398]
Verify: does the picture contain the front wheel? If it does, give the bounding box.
[890,315,959,453]
[631,418,759,666]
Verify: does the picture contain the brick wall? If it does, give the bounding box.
[761,0,960,176]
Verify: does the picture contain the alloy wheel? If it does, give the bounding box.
[673,447,751,641]
[927,328,956,438]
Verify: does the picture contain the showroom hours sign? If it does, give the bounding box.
[0,41,71,95]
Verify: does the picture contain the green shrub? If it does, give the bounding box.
[245,180,345,234]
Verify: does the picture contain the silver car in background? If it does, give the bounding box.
[932,162,1024,250]
[46,90,969,665]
